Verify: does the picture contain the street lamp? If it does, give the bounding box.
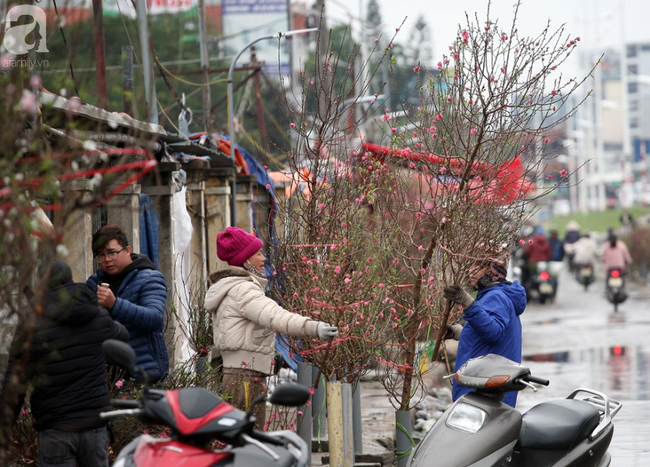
[227,28,318,226]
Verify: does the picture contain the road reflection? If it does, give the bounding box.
[517,265,650,465]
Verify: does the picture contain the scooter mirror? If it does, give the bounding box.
[269,383,311,407]
[102,339,137,373]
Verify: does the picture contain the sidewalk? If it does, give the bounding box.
[310,380,398,467]
[307,377,452,467]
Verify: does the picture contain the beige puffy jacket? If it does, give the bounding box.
[205,267,320,374]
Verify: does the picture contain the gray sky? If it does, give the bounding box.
[323,0,650,77]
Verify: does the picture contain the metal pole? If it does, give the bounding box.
[352,382,362,454]
[311,364,327,439]
[122,45,134,116]
[135,0,158,124]
[297,362,312,466]
[227,28,317,227]
[198,0,212,134]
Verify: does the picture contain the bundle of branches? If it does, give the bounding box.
[0,70,159,462]
[370,0,594,410]
[269,0,594,413]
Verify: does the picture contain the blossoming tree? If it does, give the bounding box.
[0,69,159,464]
[271,0,592,419]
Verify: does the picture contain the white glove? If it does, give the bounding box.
[317,322,338,339]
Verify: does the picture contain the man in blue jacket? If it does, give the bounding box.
[87,225,169,383]
[443,258,527,407]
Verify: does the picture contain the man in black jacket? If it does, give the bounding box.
[1,259,128,467]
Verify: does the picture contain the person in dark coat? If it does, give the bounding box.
[563,221,581,271]
[1,259,128,467]
[548,229,565,262]
[87,225,169,383]
[525,232,552,263]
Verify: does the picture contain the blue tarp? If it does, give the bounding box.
[139,193,160,268]
[189,134,300,369]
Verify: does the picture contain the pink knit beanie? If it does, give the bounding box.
[217,227,263,267]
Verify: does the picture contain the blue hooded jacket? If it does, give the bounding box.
[87,254,169,382]
[452,281,527,407]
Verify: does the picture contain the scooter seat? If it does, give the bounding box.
[518,399,600,450]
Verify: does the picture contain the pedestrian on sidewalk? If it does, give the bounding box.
[1,259,128,467]
[205,227,338,427]
[443,257,527,407]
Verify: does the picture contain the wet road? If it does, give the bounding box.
[517,263,650,466]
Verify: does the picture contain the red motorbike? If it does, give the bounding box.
[100,340,310,467]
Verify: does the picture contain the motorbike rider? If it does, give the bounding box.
[572,233,599,269]
[205,227,338,428]
[563,221,581,271]
[443,255,527,407]
[548,229,565,262]
[601,234,633,275]
[523,228,552,288]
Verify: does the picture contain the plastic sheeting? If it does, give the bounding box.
[171,186,194,364]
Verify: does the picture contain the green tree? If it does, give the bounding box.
[40,13,228,133]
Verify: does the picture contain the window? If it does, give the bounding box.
[627,45,637,58]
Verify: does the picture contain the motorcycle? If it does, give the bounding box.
[407,354,622,467]
[100,339,310,467]
[564,243,577,272]
[575,262,596,291]
[525,261,557,304]
[606,268,628,312]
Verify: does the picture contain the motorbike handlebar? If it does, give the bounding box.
[526,375,550,386]
[99,408,144,419]
[110,399,141,409]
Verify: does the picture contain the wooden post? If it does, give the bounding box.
[251,47,268,153]
[327,381,354,467]
[92,0,108,109]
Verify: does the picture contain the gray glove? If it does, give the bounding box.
[443,285,475,309]
[445,322,463,341]
[317,322,338,339]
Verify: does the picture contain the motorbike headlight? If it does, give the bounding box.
[445,402,488,434]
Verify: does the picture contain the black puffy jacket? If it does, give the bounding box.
[7,282,128,432]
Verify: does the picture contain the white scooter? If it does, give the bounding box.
[407,354,621,467]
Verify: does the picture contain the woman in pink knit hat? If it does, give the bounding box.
[204,226,338,427]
